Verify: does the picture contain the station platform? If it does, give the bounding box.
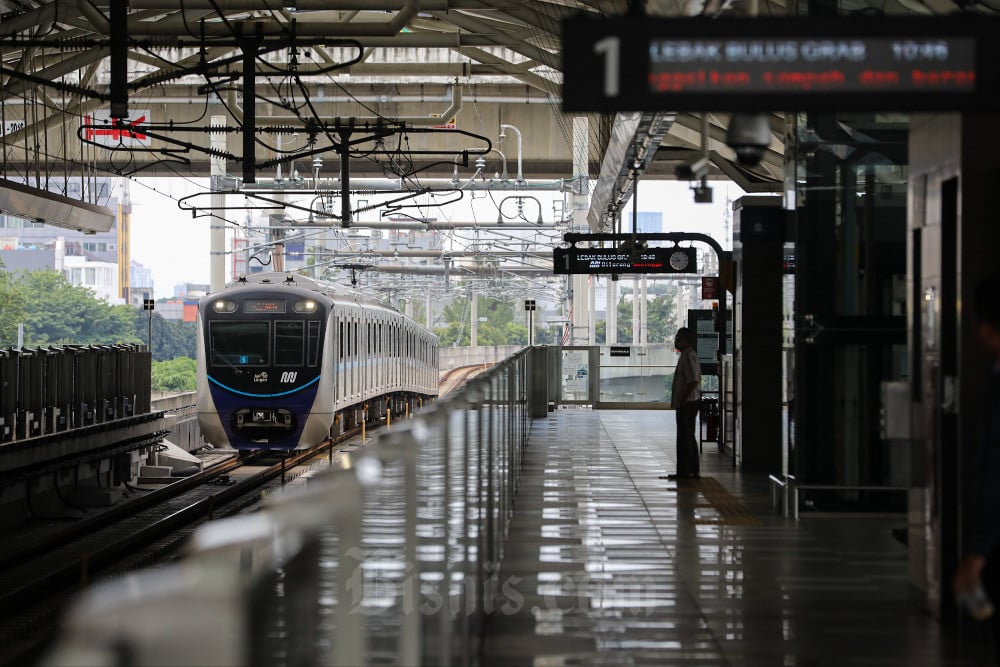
[481,409,990,666]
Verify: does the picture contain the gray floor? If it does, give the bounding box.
[481,409,992,666]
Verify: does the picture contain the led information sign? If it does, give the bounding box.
[244,299,287,314]
[562,16,1000,112]
[553,246,697,275]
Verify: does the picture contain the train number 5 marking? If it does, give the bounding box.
[280,371,298,383]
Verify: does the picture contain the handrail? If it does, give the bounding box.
[42,348,536,666]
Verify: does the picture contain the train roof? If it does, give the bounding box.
[223,272,396,312]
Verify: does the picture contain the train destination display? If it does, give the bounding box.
[648,37,975,95]
[562,16,1000,112]
[553,246,698,275]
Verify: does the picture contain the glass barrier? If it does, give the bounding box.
[597,344,678,407]
[42,349,533,667]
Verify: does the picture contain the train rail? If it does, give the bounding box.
[0,424,373,667]
[438,363,490,396]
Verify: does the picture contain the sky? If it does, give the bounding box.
[125,176,747,300]
[128,177,212,299]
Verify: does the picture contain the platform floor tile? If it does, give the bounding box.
[480,409,991,666]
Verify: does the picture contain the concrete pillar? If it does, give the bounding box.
[425,291,432,329]
[640,278,648,345]
[572,274,589,345]
[210,116,227,292]
[632,278,640,345]
[528,347,549,418]
[569,115,591,346]
[470,291,478,347]
[588,277,596,345]
[607,279,618,345]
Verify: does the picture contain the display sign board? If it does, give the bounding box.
[562,16,1000,112]
[245,299,286,314]
[1,120,25,136]
[688,308,732,375]
[609,346,631,357]
[701,276,719,300]
[553,246,697,275]
[82,109,152,146]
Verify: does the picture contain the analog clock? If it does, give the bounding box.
[668,249,691,271]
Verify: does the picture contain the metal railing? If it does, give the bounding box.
[42,349,534,667]
[768,474,908,520]
[0,344,151,444]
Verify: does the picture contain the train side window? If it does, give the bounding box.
[339,321,344,360]
[274,321,305,366]
[307,321,320,366]
[353,321,358,359]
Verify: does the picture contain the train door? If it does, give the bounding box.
[393,322,399,388]
[337,314,345,405]
[351,314,358,401]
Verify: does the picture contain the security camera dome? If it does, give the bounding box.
[725,113,771,167]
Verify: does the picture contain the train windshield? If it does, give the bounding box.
[274,321,305,366]
[210,321,270,366]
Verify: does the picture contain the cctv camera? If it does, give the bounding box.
[675,155,710,181]
[725,112,771,167]
[692,183,713,203]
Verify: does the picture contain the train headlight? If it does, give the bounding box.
[293,299,318,313]
[212,299,237,313]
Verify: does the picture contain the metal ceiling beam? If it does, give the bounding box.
[454,46,559,96]
[587,111,676,232]
[431,10,559,71]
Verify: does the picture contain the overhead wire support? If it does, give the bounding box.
[109,0,128,119]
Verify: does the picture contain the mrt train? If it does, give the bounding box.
[196,272,438,451]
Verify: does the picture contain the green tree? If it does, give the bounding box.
[18,270,140,346]
[0,265,26,347]
[433,293,529,346]
[616,298,634,343]
[151,356,197,391]
[2,269,201,356]
[133,310,197,361]
[647,291,678,343]
[595,287,679,345]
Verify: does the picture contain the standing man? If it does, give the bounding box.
[668,327,702,480]
[954,276,1000,648]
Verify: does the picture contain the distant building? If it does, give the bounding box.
[0,177,133,304]
[173,282,210,298]
[634,211,663,234]
[157,298,200,323]
[63,255,121,303]
[129,261,155,307]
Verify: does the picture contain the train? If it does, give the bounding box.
[196,272,439,451]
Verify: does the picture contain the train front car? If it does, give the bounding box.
[196,278,333,451]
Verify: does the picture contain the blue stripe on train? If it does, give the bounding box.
[207,374,320,398]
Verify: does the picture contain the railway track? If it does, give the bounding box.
[0,426,372,667]
[438,363,490,395]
